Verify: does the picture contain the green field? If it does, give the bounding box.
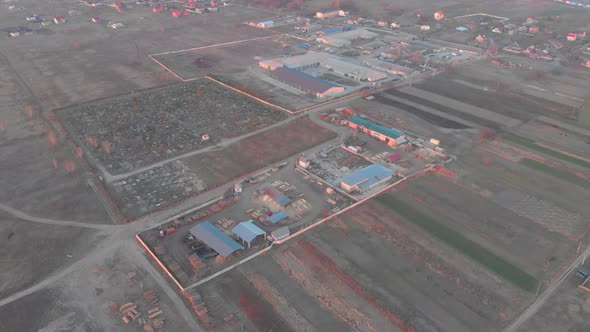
[579,102,590,129]
[520,158,590,190]
[503,133,590,169]
[375,193,538,292]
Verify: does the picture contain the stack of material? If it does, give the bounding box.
[215,218,235,231]
[188,254,206,271]
[120,303,141,323]
[183,289,214,331]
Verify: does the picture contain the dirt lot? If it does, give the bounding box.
[0,214,107,299]
[152,36,291,81]
[57,79,288,175]
[183,117,337,188]
[0,245,198,332]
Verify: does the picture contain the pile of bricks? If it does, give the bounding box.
[120,303,141,324]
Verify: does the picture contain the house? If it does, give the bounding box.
[53,16,66,24]
[391,22,401,29]
[270,66,345,98]
[257,20,274,28]
[582,59,590,68]
[575,31,586,38]
[340,164,395,193]
[420,25,431,31]
[298,157,310,168]
[568,33,577,41]
[377,20,387,27]
[386,153,401,163]
[342,115,406,146]
[456,26,468,32]
[529,26,540,33]
[91,16,101,23]
[475,34,486,42]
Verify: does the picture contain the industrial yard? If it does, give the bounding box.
[1,0,590,331]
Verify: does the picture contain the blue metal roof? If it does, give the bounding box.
[275,194,292,207]
[340,164,395,190]
[232,221,266,243]
[260,20,274,25]
[267,211,289,224]
[321,27,343,34]
[271,67,341,94]
[346,115,405,139]
[190,221,243,257]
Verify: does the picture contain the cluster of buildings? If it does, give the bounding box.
[259,51,388,98]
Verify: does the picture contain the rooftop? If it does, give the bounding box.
[345,115,405,139]
[340,164,395,190]
[271,67,341,94]
[190,221,243,257]
[232,221,266,243]
[268,211,289,224]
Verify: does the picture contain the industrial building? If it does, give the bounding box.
[316,9,346,19]
[259,51,330,71]
[340,164,395,193]
[316,28,377,48]
[361,57,415,78]
[190,221,243,257]
[257,183,292,207]
[324,58,388,82]
[342,115,406,146]
[269,67,345,98]
[267,211,289,224]
[232,221,266,248]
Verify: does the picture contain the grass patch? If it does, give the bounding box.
[502,134,590,169]
[579,102,590,129]
[375,193,538,292]
[520,159,590,190]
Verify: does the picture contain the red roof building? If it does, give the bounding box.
[53,16,66,24]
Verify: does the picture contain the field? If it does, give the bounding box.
[152,35,292,81]
[56,79,288,175]
[188,176,545,331]
[579,101,590,129]
[502,133,590,169]
[182,117,337,188]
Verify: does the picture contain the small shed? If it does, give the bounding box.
[232,221,266,248]
[456,26,468,32]
[267,211,289,224]
[386,153,401,163]
[271,227,290,241]
[190,221,243,257]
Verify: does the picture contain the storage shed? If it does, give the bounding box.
[267,211,289,224]
[232,221,266,247]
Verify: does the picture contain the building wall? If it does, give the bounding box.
[318,86,345,98]
[343,120,403,146]
[316,10,340,19]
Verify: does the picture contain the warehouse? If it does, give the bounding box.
[232,221,266,248]
[342,115,406,146]
[270,67,345,98]
[259,52,330,72]
[190,221,243,257]
[324,58,388,82]
[316,28,377,48]
[340,164,395,193]
[316,9,344,19]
